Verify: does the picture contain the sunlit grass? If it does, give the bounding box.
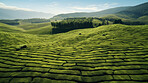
[0,24,148,82]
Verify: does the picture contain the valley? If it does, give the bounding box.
[0,23,148,83]
[0,1,148,83]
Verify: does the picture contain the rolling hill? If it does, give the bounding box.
[18,22,53,34]
[0,8,53,19]
[0,22,53,35]
[0,24,148,82]
[0,23,24,32]
[50,2,148,22]
[116,2,148,19]
[0,1,148,83]
[50,7,130,20]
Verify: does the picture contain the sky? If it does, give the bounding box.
[0,0,147,15]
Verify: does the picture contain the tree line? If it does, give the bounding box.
[51,17,111,34]
[0,20,19,25]
[51,17,145,34]
[51,18,94,33]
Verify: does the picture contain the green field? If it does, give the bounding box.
[0,23,148,83]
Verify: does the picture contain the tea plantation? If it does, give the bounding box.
[0,24,148,83]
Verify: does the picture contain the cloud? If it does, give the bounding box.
[45,2,118,14]
[0,2,118,14]
[0,2,33,11]
[71,3,118,12]
[72,6,98,11]
[45,2,75,14]
[47,2,58,7]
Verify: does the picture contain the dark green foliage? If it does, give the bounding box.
[117,2,148,18]
[123,21,145,25]
[51,17,112,34]
[51,17,114,34]
[0,20,19,25]
[113,19,123,24]
[51,18,94,34]
[51,17,146,34]
[16,45,27,51]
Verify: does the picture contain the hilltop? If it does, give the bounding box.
[51,2,148,24]
[116,2,148,19]
[51,7,130,20]
[0,8,53,19]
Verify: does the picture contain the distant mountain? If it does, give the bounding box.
[51,2,148,21]
[50,7,130,20]
[116,2,148,19]
[0,8,54,19]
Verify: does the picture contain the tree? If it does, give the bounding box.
[113,19,123,24]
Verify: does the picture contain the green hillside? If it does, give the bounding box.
[0,23,24,32]
[109,2,148,24]
[25,24,53,34]
[18,22,51,30]
[17,22,53,34]
[117,2,148,19]
[0,24,148,83]
[137,15,148,24]
[19,18,51,25]
[51,7,130,21]
[51,2,148,24]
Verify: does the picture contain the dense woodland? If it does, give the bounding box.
[51,17,145,34]
[51,17,111,34]
[0,20,19,25]
[51,18,93,33]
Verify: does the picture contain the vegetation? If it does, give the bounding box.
[18,22,51,30]
[51,17,146,34]
[0,18,51,26]
[0,23,24,32]
[25,23,53,34]
[51,18,94,33]
[19,18,50,25]
[137,15,148,24]
[0,2,147,83]
[50,7,130,21]
[50,2,148,24]
[51,17,113,34]
[0,20,19,25]
[0,24,148,83]
[117,2,148,19]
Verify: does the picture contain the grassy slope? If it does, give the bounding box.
[16,22,53,34]
[0,22,53,35]
[0,23,24,32]
[17,22,51,30]
[137,15,148,24]
[50,24,148,48]
[0,24,148,83]
[101,2,148,24]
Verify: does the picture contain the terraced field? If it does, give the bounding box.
[0,24,148,83]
